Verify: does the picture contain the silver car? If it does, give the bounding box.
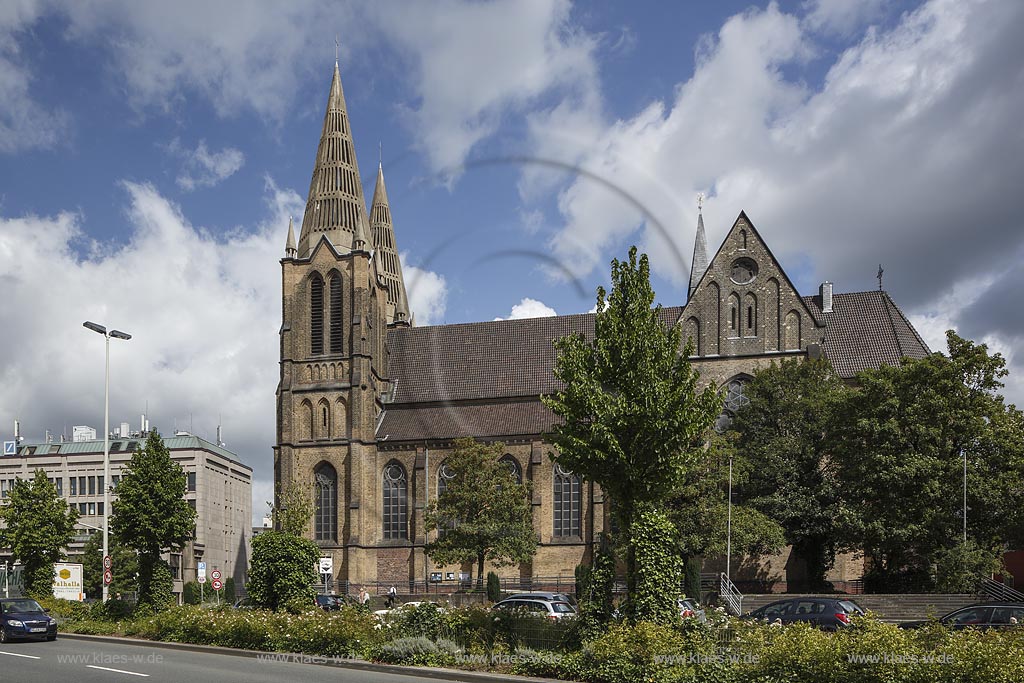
[493,596,577,619]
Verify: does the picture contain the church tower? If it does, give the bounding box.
[274,60,411,587]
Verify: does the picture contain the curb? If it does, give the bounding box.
[60,632,563,683]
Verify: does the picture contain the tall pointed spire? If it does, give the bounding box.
[296,61,370,257]
[689,194,709,300]
[370,160,412,325]
[284,216,297,258]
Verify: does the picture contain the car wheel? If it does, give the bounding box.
[47,635,57,642]
[0,627,8,643]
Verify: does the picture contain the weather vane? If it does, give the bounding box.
[877,264,884,291]
[697,192,704,212]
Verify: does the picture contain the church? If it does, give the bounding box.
[273,63,931,593]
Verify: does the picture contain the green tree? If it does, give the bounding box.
[669,432,785,596]
[730,358,848,590]
[111,431,197,610]
[424,438,536,588]
[268,482,315,536]
[0,470,78,597]
[81,532,138,600]
[246,531,319,610]
[833,331,1024,591]
[542,247,720,621]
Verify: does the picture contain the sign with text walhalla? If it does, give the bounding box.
[52,563,85,601]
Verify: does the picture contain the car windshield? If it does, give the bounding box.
[2,599,43,614]
[551,602,575,613]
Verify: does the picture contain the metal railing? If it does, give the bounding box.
[720,572,744,616]
[980,578,1024,602]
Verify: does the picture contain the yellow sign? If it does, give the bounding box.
[59,568,71,580]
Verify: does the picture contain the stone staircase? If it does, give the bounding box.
[740,593,978,623]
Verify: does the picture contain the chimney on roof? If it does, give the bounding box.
[820,281,833,313]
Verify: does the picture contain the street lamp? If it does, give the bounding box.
[726,455,733,582]
[83,321,131,602]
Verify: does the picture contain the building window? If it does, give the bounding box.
[70,477,78,496]
[437,462,455,497]
[78,477,86,496]
[53,477,63,497]
[382,462,408,540]
[329,273,344,354]
[98,475,104,493]
[310,273,325,355]
[79,502,87,514]
[314,462,338,543]
[88,502,96,516]
[500,455,522,484]
[553,463,581,538]
[187,471,197,492]
[98,502,104,516]
[88,476,96,495]
[715,376,751,433]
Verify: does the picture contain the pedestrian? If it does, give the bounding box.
[387,585,397,609]
[359,588,370,607]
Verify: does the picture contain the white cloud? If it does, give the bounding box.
[167,138,246,191]
[399,252,447,326]
[0,1,70,154]
[0,178,300,524]
[368,0,599,180]
[495,297,557,320]
[525,0,1024,407]
[802,0,888,35]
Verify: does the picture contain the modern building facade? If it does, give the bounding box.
[275,62,930,592]
[0,431,252,599]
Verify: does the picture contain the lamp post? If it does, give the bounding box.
[83,321,131,602]
[962,448,967,543]
[726,455,733,582]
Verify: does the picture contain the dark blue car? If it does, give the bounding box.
[0,598,58,642]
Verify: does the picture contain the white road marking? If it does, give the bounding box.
[86,664,150,677]
[0,650,41,659]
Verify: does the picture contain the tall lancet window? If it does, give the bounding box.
[329,273,343,354]
[310,273,324,355]
[314,462,337,542]
[383,462,408,539]
[553,462,581,537]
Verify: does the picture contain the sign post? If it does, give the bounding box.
[319,557,333,594]
[211,569,222,605]
[198,561,207,602]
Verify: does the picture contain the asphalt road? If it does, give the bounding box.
[0,635,521,683]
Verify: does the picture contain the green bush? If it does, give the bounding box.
[370,636,461,667]
[224,577,236,603]
[487,571,501,603]
[137,555,175,612]
[183,581,201,605]
[246,531,318,610]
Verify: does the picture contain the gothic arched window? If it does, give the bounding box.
[310,273,324,355]
[383,462,408,539]
[715,376,751,433]
[437,461,455,497]
[314,462,337,542]
[500,455,522,485]
[329,273,343,354]
[553,462,581,537]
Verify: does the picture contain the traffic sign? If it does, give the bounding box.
[211,569,221,581]
[103,555,112,570]
[3,441,15,456]
[211,578,222,591]
[103,569,113,585]
[198,575,207,584]
[197,561,207,579]
[318,557,333,574]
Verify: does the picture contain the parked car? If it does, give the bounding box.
[503,591,578,607]
[678,598,707,622]
[315,594,343,611]
[899,602,1024,630]
[493,596,577,620]
[0,598,58,642]
[742,597,864,630]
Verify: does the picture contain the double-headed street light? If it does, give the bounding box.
[83,321,131,603]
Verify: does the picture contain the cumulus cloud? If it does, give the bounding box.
[367,0,599,180]
[495,297,557,321]
[0,1,71,153]
[167,138,245,191]
[400,252,448,326]
[526,0,1024,406]
[0,178,301,524]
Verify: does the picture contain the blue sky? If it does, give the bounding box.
[2,0,1023,520]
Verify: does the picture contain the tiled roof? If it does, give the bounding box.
[378,399,559,442]
[385,308,684,403]
[803,290,931,378]
[14,435,251,470]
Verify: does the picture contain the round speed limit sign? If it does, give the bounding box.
[212,578,223,591]
[211,569,222,581]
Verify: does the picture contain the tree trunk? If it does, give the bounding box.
[477,553,485,590]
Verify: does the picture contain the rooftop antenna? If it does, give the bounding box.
[877,264,884,291]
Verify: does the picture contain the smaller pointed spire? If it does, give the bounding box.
[393,279,411,326]
[285,216,297,258]
[689,194,709,300]
[353,214,368,251]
